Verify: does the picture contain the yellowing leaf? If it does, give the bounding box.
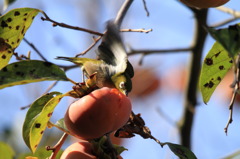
[22,92,63,153]
[199,42,233,104]
[0,141,15,159]
[0,8,41,69]
[0,60,68,89]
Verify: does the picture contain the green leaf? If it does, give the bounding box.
[0,141,15,159]
[0,60,68,89]
[207,24,240,57]
[199,42,233,104]
[55,118,69,132]
[22,92,64,153]
[0,8,41,69]
[165,142,197,159]
[17,147,63,159]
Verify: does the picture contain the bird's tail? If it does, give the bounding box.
[56,56,87,66]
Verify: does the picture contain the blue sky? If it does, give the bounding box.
[1,0,240,158]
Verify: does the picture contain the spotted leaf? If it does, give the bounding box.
[199,42,233,104]
[166,142,197,159]
[0,60,68,89]
[22,92,63,153]
[207,24,240,57]
[0,8,41,69]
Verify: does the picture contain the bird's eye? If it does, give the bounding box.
[119,82,125,89]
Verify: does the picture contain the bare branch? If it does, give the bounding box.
[128,47,193,56]
[224,54,240,135]
[114,0,134,27]
[121,28,152,33]
[47,133,68,159]
[41,11,103,36]
[23,38,48,62]
[142,0,150,17]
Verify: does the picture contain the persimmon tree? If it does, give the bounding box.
[1,0,240,159]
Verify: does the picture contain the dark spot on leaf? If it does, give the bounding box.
[229,60,233,63]
[32,16,35,19]
[23,18,27,21]
[24,13,28,16]
[34,144,38,148]
[47,112,53,117]
[219,65,224,70]
[204,81,214,88]
[14,11,20,16]
[205,58,213,66]
[0,38,11,51]
[16,71,24,77]
[16,25,20,30]
[5,39,9,42]
[44,62,52,67]
[1,54,6,59]
[14,64,18,67]
[35,123,41,128]
[6,18,12,23]
[1,20,8,28]
[214,51,222,58]
[217,77,221,81]
[11,42,14,45]
[17,39,20,43]
[2,67,7,72]
[8,26,12,29]
[29,69,36,75]
[40,131,44,134]
[8,50,12,53]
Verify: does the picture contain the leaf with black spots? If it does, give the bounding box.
[22,92,63,153]
[0,8,41,69]
[199,42,233,104]
[0,60,68,89]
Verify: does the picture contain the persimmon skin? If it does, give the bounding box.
[180,0,229,8]
[64,87,132,140]
[60,142,97,159]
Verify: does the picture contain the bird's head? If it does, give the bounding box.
[111,73,132,96]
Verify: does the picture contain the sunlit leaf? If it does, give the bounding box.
[207,24,240,57]
[0,8,40,69]
[0,60,68,89]
[0,141,15,159]
[22,92,64,153]
[17,147,63,159]
[199,42,233,104]
[166,142,197,159]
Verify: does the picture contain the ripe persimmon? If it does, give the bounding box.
[180,0,229,8]
[64,87,132,140]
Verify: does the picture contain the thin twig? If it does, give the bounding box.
[114,0,133,27]
[23,38,48,62]
[47,133,69,159]
[41,11,103,36]
[224,54,240,135]
[142,0,150,17]
[128,47,193,56]
[121,28,152,33]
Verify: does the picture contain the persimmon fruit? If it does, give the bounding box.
[64,87,132,140]
[180,0,229,8]
[60,142,97,159]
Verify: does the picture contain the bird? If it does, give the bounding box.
[56,21,134,95]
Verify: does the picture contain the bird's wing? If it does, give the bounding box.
[97,21,128,73]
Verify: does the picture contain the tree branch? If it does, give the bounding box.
[114,0,133,27]
[179,8,208,149]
